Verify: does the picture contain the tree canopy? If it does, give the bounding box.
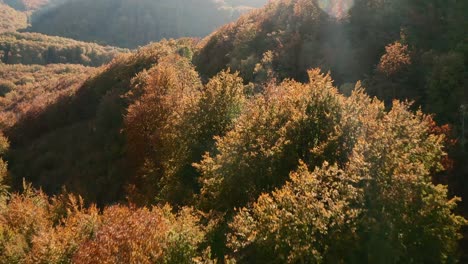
[0,0,466,262]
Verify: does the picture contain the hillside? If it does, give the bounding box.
[2,38,465,262]
[195,0,467,136]
[6,39,197,204]
[195,0,468,198]
[0,32,127,66]
[0,3,28,33]
[195,0,468,257]
[195,0,384,84]
[28,0,268,48]
[0,0,466,262]
[0,63,96,128]
[196,0,467,88]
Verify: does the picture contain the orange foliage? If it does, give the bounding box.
[0,186,205,263]
[0,64,96,129]
[0,187,100,263]
[73,206,205,264]
[124,55,202,205]
[377,42,411,76]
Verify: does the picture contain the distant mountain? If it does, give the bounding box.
[28,0,268,48]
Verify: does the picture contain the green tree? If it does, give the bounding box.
[426,52,466,124]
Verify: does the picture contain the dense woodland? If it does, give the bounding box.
[0,32,127,66]
[0,63,96,128]
[0,0,467,263]
[0,3,27,33]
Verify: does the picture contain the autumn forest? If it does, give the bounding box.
[0,0,466,263]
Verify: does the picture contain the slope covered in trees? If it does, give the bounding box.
[0,3,28,33]
[195,0,466,106]
[0,32,127,66]
[6,39,198,204]
[28,0,268,48]
[195,0,468,211]
[0,0,466,262]
[0,63,96,128]
[2,59,466,262]
[195,0,347,82]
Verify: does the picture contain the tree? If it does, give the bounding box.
[124,55,203,205]
[229,162,360,263]
[426,52,466,125]
[196,69,356,212]
[228,88,467,263]
[377,41,411,78]
[125,59,247,206]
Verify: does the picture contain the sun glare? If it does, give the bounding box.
[318,0,354,18]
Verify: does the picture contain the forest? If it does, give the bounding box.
[0,3,27,33]
[0,0,467,263]
[0,32,127,66]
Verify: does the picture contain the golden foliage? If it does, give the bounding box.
[377,42,411,77]
[124,55,203,205]
[0,4,27,33]
[124,58,246,206]
[0,187,206,263]
[229,162,360,263]
[0,187,100,264]
[196,69,350,211]
[226,73,466,262]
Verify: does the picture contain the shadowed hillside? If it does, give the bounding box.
[6,39,198,204]
[0,0,466,262]
[28,0,268,48]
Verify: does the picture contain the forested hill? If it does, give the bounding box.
[195,0,468,258]
[0,0,466,263]
[27,0,269,48]
[194,0,468,213]
[0,3,27,33]
[0,32,128,66]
